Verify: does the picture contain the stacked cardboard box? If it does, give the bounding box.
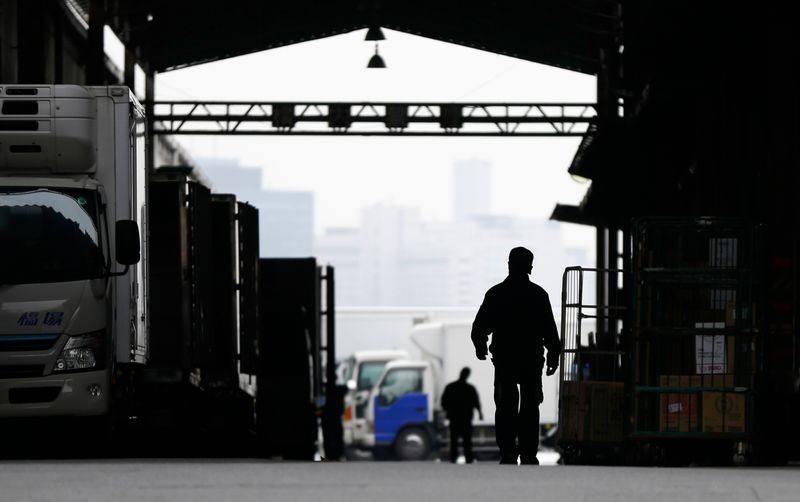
[657,375,746,433]
[658,376,698,432]
[559,381,582,442]
[559,381,624,442]
[588,382,625,442]
[702,391,746,433]
[658,375,737,432]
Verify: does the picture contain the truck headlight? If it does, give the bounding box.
[53,331,105,373]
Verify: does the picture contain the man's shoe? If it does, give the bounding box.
[499,456,518,465]
[520,456,539,465]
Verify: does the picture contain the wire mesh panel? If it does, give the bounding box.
[558,267,627,449]
[631,218,760,440]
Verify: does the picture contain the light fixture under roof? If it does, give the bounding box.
[367,44,386,69]
[365,26,386,41]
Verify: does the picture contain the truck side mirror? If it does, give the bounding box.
[115,220,140,265]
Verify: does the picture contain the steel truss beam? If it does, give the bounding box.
[151,101,596,136]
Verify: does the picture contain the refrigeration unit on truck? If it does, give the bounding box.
[0,85,146,422]
[338,349,409,454]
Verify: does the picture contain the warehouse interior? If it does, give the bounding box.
[1,0,798,464]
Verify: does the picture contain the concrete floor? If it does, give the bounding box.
[1,458,799,502]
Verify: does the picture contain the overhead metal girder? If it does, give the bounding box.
[151,101,596,136]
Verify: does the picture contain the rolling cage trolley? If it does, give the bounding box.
[557,218,761,465]
[629,218,761,465]
[557,266,629,464]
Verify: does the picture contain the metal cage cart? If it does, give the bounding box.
[557,266,628,464]
[630,218,761,465]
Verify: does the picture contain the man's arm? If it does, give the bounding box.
[441,383,451,412]
[542,293,561,376]
[472,385,483,421]
[471,292,493,360]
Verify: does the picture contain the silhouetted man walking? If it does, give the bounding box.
[471,247,560,465]
[441,367,483,463]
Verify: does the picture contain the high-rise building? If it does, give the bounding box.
[260,190,314,257]
[198,157,314,257]
[452,158,491,221]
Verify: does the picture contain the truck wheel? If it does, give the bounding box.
[394,428,431,461]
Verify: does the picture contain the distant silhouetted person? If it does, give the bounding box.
[471,247,560,465]
[441,367,483,464]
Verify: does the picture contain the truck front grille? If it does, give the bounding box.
[0,334,60,352]
[0,365,45,379]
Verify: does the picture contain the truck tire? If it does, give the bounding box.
[394,427,431,461]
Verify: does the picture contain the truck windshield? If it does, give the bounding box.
[0,188,104,284]
[358,361,388,391]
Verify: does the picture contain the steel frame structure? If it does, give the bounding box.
[151,101,596,136]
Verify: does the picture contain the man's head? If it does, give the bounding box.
[459,367,471,381]
[508,246,534,276]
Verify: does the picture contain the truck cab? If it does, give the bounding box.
[364,359,438,460]
[339,349,408,453]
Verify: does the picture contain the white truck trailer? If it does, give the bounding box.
[0,85,146,420]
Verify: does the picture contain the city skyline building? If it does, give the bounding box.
[197,157,314,257]
[452,158,492,221]
[316,159,590,308]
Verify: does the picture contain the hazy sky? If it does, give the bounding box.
[153,29,596,249]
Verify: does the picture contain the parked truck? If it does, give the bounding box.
[338,349,409,457]
[0,85,147,427]
[360,321,560,460]
[363,321,494,460]
[0,85,336,458]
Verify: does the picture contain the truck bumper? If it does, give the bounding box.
[361,432,376,447]
[345,419,376,448]
[0,369,110,417]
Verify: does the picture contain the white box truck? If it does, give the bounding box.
[363,321,560,460]
[0,84,146,420]
[362,321,497,460]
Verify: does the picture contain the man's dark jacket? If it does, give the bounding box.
[471,275,561,371]
[441,380,481,422]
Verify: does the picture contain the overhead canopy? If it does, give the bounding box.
[89,0,618,74]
